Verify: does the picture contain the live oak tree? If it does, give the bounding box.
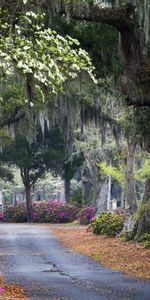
[50,0,150,107]
[0,124,66,221]
[49,0,150,238]
[0,2,96,218]
[116,99,150,236]
[0,130,46,221]
[0,4,96,149]
[0,0,150,238]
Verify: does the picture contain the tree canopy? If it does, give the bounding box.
[0,0,150,239]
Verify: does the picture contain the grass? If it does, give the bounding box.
[52,224,150,281]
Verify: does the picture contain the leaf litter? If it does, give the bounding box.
[52,225,150,281]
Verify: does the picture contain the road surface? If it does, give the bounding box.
[0,224,150,300]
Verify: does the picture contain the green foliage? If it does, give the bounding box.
[0,10,96,99]
[70,186,83,207]
[2,190,12,205]
[117,108,135,138]
[142,232,150,241]
[5,203,27,222]
[139,233,150,249]
[0,130,12,147]
[64,152,84,180]
[0,76,45,113]
[0,166,14,182]
[0,79,26,112]
[51,11,120,80]
[0,166,24,205]
[90,211,124,236]
[117,108,150,148]
[0,125,65,187]
[42,125,65,176]
[135,201,150,221]
[64,22,119,78]
[135,159,150,181]
[144,241,150,249]
[1,134,41,170]
[97,161,125,185]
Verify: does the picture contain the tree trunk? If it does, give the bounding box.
[92,183,98,206]
[51,1,150,107]
[121,186,125,209]
[107,174,112,211]
[123,140,137,232]
[125,141,137,211]
[131,178,150,240]
[64,177,70,203]
[25,183,33,222]
[82,179,92,205]
[143,177,150,204]
[12,191,17,205]
[95,177,108,216]
[20,167,33,222]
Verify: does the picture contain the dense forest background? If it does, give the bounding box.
[0,0,150,240]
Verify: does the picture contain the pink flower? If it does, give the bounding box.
[90,217,94,222]
[0,287,4,294]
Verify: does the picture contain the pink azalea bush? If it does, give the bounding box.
[78,206,96,225]
[5,203,27,222]
[32,201,79,223]
[4,202,97,224]
[4,201,79,223]
[0,287,4,294]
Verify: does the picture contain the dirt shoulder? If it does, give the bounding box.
[51,224,150,281]
[0,276,27,300]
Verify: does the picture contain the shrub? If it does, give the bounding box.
[144,241,150,249]
[135,202,150,221]
[5,203,27,222]
[32,201,48,222]
[4,201,80,223]
[0,211,5,222]
[90,211,124,237]
[140,233,150,249]
[78,206,95,225]
[32,200,79,223]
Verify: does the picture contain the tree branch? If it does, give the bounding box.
[1,0,150,107]
[0,0,134,32]
[0,109,25,128]
[51,1,134,32]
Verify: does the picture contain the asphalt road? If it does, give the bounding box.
[0,223,150,300]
